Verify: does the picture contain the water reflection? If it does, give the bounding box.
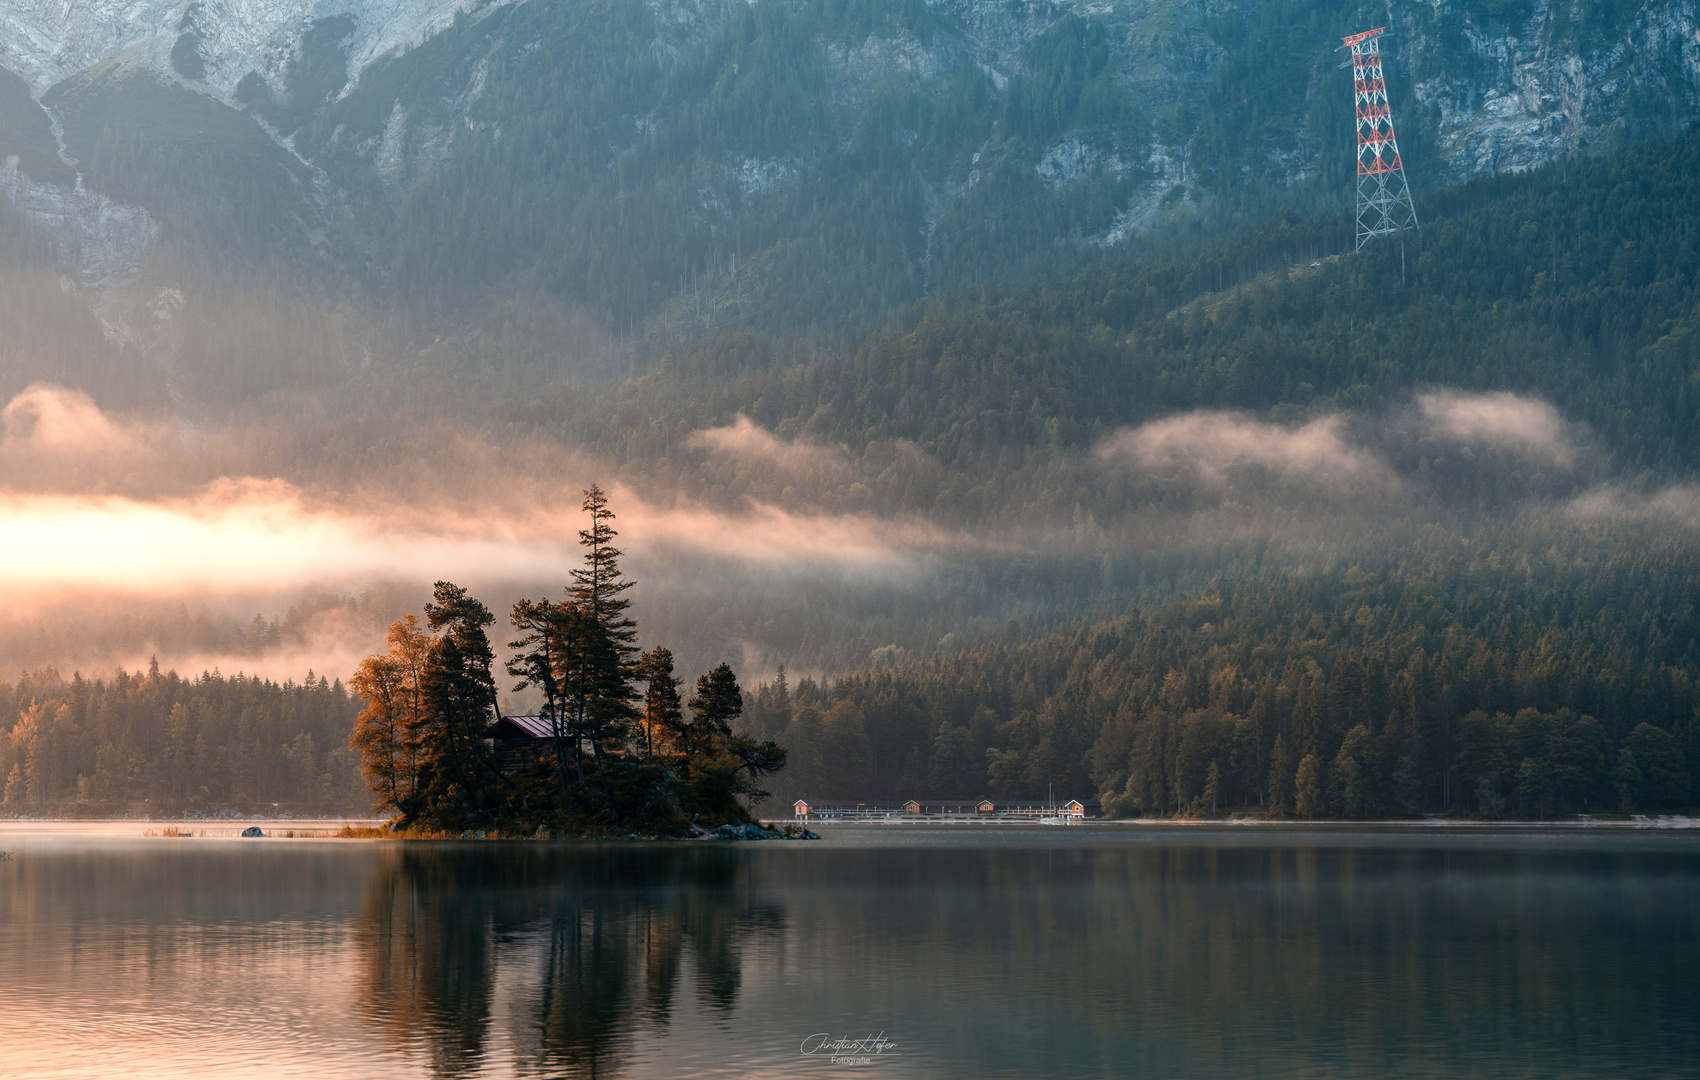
[354,845,781,1077]
[345,839,1700,1079]
[0,832,1696,1079]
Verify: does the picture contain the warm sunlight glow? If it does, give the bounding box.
[0,478,943,597]
[0,480,573,593]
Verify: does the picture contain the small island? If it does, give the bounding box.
[348,486,786,837]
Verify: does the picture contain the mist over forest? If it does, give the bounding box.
[0,0,1697,820]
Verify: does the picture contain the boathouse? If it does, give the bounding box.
[792,798,1099,821]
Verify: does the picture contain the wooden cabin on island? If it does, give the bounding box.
[489,714,554,773]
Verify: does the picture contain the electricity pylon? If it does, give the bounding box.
[1341,27,1418,251]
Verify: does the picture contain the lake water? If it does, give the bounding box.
[1,823,1697,1079]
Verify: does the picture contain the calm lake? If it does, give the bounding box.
[1,823,1696,1079]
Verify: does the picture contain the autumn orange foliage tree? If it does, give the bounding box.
[348,614,431,816]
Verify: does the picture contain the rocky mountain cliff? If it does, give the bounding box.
[0,0,1696,402]
[0,0,481,95]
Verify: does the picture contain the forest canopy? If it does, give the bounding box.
[741,539,1700,818]
[0,662,364,818]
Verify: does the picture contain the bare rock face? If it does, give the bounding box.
[0,155,156,292]
[0,0,1693,190]
[0,0,510,97]
[1409,0,1700,182]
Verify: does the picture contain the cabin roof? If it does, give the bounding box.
[492,714,553,739]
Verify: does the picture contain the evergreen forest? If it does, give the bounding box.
[0,663,366,817]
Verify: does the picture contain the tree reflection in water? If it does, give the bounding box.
[340,838,1700,1079]
[354,844,779,1077]
[3,835,1698,1078]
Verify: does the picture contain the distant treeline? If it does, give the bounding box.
[0,663,365,817]
[745,541,1700,818]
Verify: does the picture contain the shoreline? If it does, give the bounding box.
[778,814,1700,831]
[1,816,1696,842]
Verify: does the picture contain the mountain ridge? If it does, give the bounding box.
[0,0,1696,410]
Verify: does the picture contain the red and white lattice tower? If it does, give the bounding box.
[1341,27,1418,251]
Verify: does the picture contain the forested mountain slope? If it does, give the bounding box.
[626,127,1700,819]
[522,125,1700,521]
[0,0,1696,407]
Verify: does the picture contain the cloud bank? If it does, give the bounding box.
[686,413,846,474]
[624,496,952,577]
[1417,390,1577,466]
[1565,484,1700,528]
[2,383,149,456]
[1097,411,1389,487]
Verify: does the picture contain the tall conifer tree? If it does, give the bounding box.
[567,485,642,784]
[571,485,639,670]
[416,581,504,828]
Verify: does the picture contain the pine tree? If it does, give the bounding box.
[1611,749,1642,815]
[1330,725,1376,820]
[415,581,505,829]
[566,486,641,793]
[1294,753,1322,819]
[507,597,573,800]
[1267,733,1292,816]
[682,663,787,821]
[571,485,638,671]
[685,663,743,760]
[636,647,684,759]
